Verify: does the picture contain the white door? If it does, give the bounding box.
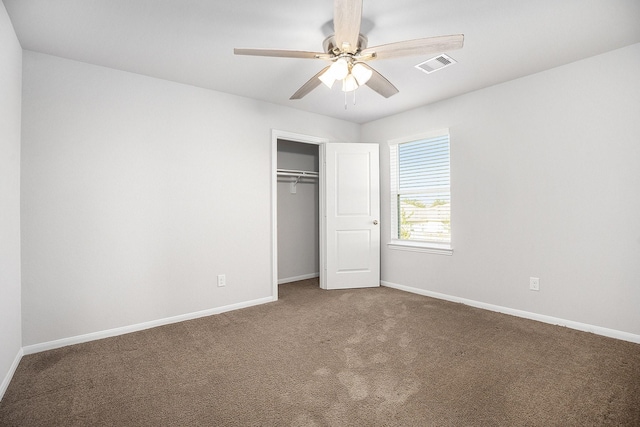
[321,143,380,290]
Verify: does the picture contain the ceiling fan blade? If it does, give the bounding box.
[333,0,363,53]
[290,66,331,100]
[360,34,464,61]
[234,48,329,60]
[362,64,399,98]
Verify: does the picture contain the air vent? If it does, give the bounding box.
[415,54,457,74]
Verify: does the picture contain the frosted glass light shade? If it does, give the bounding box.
[319,69,336,88]
[331,58,349,80]
[319,58,350,89]
[351,63,373,85]
[341,74,359,92]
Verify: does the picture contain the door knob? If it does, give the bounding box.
[373,220,379,225]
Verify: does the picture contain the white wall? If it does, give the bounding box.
[362,43,640,337]
[20,51,360,346]
[277,140,319,282]
[0,1,22,398]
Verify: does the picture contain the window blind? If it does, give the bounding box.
[390,132,451,244]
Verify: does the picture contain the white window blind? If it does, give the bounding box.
[390,131,451,248]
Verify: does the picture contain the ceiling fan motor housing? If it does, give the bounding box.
[323,34,369,56]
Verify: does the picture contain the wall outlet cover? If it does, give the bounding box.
[529,277,540,291]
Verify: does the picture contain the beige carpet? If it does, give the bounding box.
[1,279,639,426]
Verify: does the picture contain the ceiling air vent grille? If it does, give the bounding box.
[415,54,457,74]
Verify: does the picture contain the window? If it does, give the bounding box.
[389,130,452,255]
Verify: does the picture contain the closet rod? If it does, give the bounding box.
[276,168,319,178]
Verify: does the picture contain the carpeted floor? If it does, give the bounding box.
[1,279,639,426]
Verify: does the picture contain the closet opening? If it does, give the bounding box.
[276,138,320,290]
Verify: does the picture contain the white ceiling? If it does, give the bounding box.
[4,0,640,124]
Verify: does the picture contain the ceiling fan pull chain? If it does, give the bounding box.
[344,91,348,110]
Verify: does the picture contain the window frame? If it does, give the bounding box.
[388,129,453,256]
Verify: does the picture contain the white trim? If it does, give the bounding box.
[319,143,327,290]
[387,240,453,255]
[22,296,274,355]
[278,272,320,284]
[381,280,640,344]
[271,129,328,299]
[271,133,278,300]
[0,348,23,402]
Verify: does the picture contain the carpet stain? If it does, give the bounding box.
[313,367,331,376]
[374,375,421,405]
[344,348,364,368]
[398,332,411,348]
[291,412,321,427]
[337,371,369,400]
[338,293,352,301]
[401,350,419,365]
[383,318,397,331]
[346,328,366,344]
[30,350,65,373]
[384,304,408,318]
[371,352,389,364]
[397,304,409,318]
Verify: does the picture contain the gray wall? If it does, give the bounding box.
[277,140,319,282]
[0,2,22,397]
[20,51,360,346]
[363,43,640,337]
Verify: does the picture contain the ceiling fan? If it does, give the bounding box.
[234,0,464,100]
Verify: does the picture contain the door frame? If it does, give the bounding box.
[271,129,328,300]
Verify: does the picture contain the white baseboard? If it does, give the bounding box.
[0,348,23,402]
[381,280,640,344]
[22,296,275,355]
[278,272,319,285]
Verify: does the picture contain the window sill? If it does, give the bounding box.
[387,240,453,256]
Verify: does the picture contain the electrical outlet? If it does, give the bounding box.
[529,277,540,291]
[217,274,226,287]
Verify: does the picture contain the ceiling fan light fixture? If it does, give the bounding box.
[319,58,350,88]
[330,58,349,80]
[319,70,337,88]
[342,74,359,92]
[351,63,372,85]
